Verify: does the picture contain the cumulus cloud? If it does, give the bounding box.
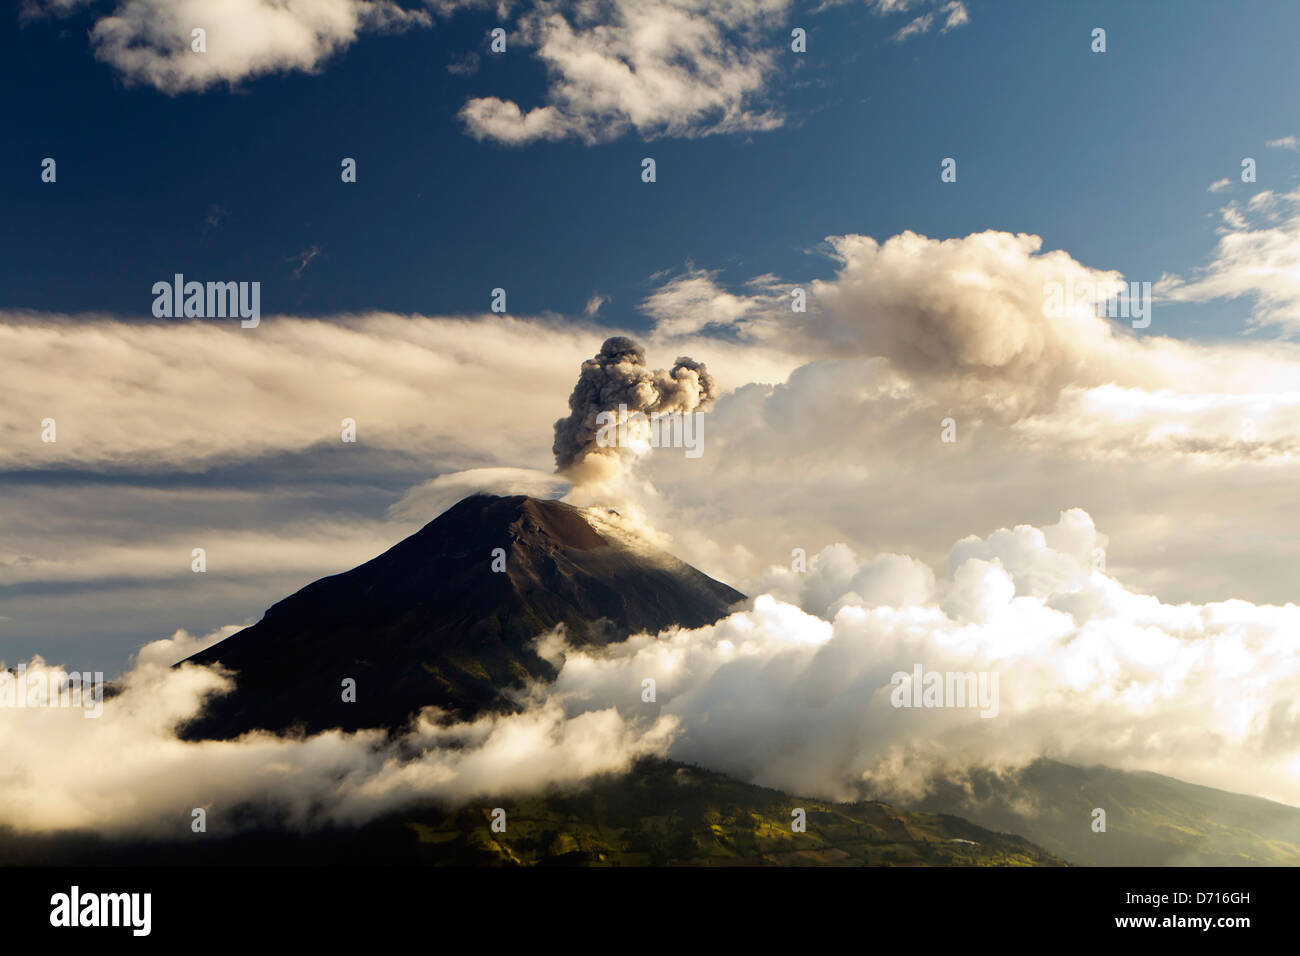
[458,0,789,145]
[545,509,1300,807]
[629,229,1300,607]
[645,229,1292,417]
[29,0,962,138]
[649,231,1135,386]
[807,231,1138,405]
[31,0,431,94]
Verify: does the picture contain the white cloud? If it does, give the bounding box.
[0,313,592,471]
[1158,186,1300,335]
[629,229,1300,608]
[0,629,675,834]
[0,310,797,473]
[892,12,932,41]
[866,0,925,12]
[877,0,968,42]
[41,0,432,94]
[0,519,402,587]
[29,0,966,140]
[1266,135,1299,151]
[134,625,242,667]
[546,509,1300,807]
[458,0,790,145]
[807,231,1132,395]
[458,98,569,144]
[939,1,968,33]
[639,267,786,336]
[389,466,569,520]
[1207,177,1232,192]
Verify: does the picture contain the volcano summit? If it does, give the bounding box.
[180,494,744,741]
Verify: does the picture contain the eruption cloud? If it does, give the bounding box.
[552,336,717,491]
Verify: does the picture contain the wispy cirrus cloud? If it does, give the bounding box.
[850,0,969,43]
[894,1,967,42]
[289,244,323,279]
[1158,186,1300,336]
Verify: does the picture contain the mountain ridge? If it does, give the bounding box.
[911,758,1300,866]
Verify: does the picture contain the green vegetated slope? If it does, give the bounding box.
[913,759,1300,866]
[403,760,1066,866]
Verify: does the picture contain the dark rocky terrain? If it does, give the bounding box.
[180,494,744,740]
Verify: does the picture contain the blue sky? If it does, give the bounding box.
[4,0,1299,337]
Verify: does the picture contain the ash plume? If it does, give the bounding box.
[553,336,717,487]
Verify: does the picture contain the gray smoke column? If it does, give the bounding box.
[553,336,717,483]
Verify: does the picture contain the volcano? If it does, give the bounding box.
[179,494,744,740]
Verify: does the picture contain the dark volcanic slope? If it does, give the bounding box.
[180,494,744,740]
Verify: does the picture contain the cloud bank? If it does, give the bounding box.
[627,229,1300,607]
[0,628,675,835]
[5,506,1298,837]
[547,508,1300,808]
